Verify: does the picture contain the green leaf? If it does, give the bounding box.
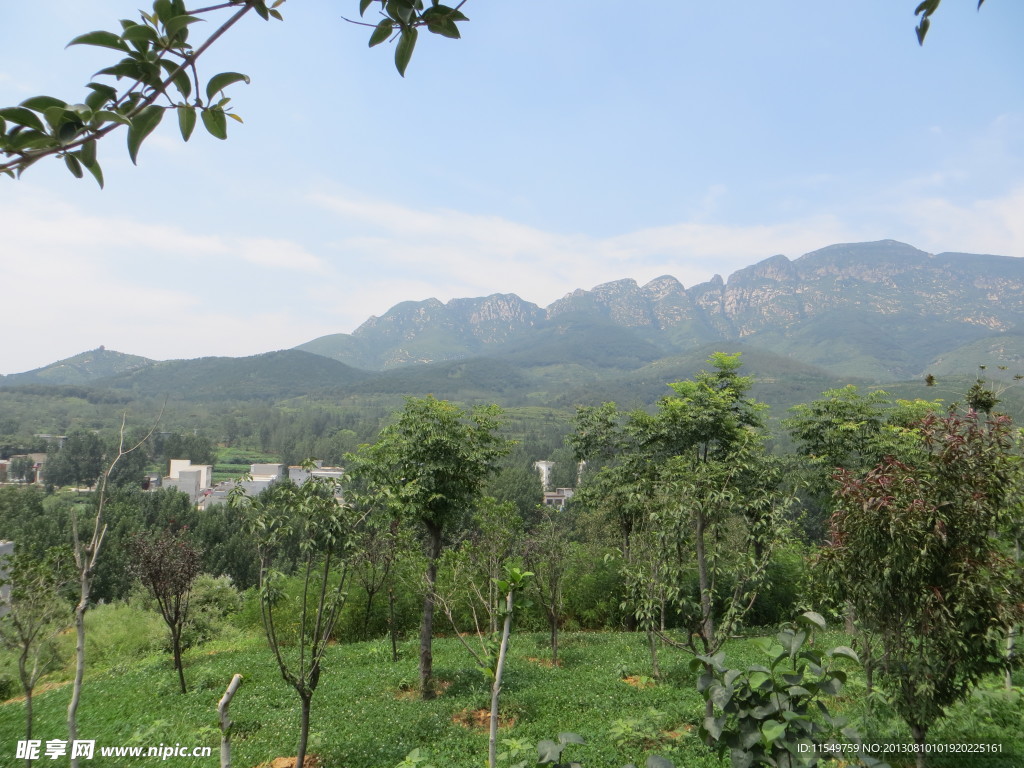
[829,645,860,663]
[206,72,251,100]
[0,107,46,132]
[177,105,196,141]
[126,104,164,164]
[82,157,104,189]
[916,17,930,45]
[94,110,132,127]
[201,108,228,140]
[536,740,564,763]
[79,138,97,167]
[164,14,202,39]
[395,26,418,76]
[761,720,786,745]
[359,0,374,15]
[67,30,129,52]
[63,153,84,179]
[120,24,159,45]
[709,683,733,708]
[427,18,460,39]
[20,96,68,112]
[797,611,826,631]
[646,757,675,768]
[58,120,84,144]
[369,19,393,47]
[703,715,725,741]
[558,733,585,745]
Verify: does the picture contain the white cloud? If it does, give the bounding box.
[896,185,1024,257]
[4,184,1022,375]
[311,191,865,306]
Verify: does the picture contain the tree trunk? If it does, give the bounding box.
[488,590,514,768]
[694,510,714,647]
[218,674,243,768]
[549,611,559,666]
[294,693,312,768]
[694,510,716,729]
[647,630,660,679]
[910,723,928,768]
[24,687,33,767]
[362,588,376,641]
[388,584,399,663]
[18,649,33,746]
[68,591,88,768]
[420,522,443,700]
[172,627,187,694]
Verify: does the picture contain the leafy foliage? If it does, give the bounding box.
[693,612,885,768]
[1,0,469,181]
[232,464,357,768]
[822,407,1024,756]
[915,0,987,45]
[129,529,202,693]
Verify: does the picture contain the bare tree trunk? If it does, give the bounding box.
[694,510,715,646]
[910,723,928,768]
[68,411,160,768]
[694,510,715,724]
[217,674,243,768]
[420,522,442,700]
[294,694,312,768]
[68,579,89,767]
[488,590,514,768]
[549,611,559,666]
[388,584,399,663]
[647,630,660,679]
[172,627,187,694]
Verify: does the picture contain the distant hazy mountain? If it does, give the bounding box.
[0,346,153,387]
[297,240,1024,382]
[8,240,1023,411]
[94,350,369,401]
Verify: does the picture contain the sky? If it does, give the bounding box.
[2,0,1023,374]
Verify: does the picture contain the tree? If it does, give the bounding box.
[67,413,159,768]
[821,407,1024,767]
[571,354,792,723]
[0,0,469,183]
[44,431,105,488]
[349,395,510,699]
[524,505,571,666]
[8,456,36,483]
[0,549,72,761]
[232,467,357,768]
[129,529,202,694]
[785,386,938,541]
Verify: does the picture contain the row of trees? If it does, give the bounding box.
[39,429,215,489]
[3,355,1022,767]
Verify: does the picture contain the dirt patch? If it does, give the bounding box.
[451,708,515,731]
[254,756,321,768]
[664,724,695,739]
[622,675,655,688]
[394,678,451,700]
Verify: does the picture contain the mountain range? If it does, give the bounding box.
[4,240,1024,411]
[296,239,1024,381]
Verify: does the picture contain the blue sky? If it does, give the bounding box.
[2,0,1022,374]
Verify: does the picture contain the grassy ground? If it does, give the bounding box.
[1,626,1021,768]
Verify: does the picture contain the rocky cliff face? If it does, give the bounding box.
[296,240,1024,380]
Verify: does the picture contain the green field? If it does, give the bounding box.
[2,618,1020,768]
